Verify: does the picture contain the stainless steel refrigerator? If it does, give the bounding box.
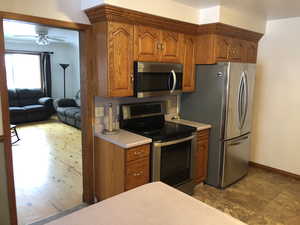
[181,62,256,188]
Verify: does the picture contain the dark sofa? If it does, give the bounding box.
[54,98,81,129]
[8,89,53,124]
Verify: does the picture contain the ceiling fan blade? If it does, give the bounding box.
[47,37,65,42]
[12,35,37,38]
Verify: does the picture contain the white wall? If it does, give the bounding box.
[83,0,201,25]
[219,5,266,33]
[198,6,220,24]
[251,17,300,175]
[5,41,80,99]
[1,0,90,24]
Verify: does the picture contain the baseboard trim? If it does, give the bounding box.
[249,161,300,180]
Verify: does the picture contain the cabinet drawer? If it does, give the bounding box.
[126,145,150,162]
[125,158,149,190]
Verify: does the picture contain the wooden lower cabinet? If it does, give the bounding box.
[94,137,150,200]
[125,158,149,190]
[194,129,210,184]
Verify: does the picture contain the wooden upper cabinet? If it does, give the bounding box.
[246,41,258,63]
[228,38,245,62]
[134,25,161,61]
[108,22,134,97]
[134,25,182,62]
[196,34,259,64]
[182,34,196,92]
[160,31,183,62]
[215,35,230,61]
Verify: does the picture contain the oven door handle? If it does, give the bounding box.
[153,135,195,147]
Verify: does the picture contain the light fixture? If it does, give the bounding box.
[36,34,49,45]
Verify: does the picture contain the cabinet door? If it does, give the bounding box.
[195,130,209,184]
[215,35,230,61]
[134,25,161,61]
[108,22,134,97]
[182,34,196,92]
[195,142,208,183]
[228,38,245,62]
[246,41,258,63]
[160,31,183,62]
[125,158,149,190]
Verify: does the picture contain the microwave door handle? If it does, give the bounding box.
[168,73,171,90]
[170,70,177,93]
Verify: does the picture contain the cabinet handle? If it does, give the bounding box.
[157,42,161,50]
[133,171,143,177]
[161,43,165,50]
[130,74,134,83]
[134,151,141,155]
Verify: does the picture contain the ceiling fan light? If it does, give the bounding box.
[36,35,49,45]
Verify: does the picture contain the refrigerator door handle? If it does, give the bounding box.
[241,72,248,129]
[237,73,244,128]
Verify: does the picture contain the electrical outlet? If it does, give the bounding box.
[95,106,104,117]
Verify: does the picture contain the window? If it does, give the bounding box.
[5,53,42,89]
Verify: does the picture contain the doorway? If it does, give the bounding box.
[0,13,94,225]
[3,19,83,225]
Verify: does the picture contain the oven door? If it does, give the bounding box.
[134,62,183,98]
[152,135,196,187]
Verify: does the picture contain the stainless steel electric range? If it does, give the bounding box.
[119,101,197,194]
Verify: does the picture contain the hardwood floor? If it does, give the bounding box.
[12,117,83,225]
[193,167,300,225]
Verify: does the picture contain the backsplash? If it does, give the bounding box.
[94,95,179,134]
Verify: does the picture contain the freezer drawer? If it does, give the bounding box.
[221,134,250,188]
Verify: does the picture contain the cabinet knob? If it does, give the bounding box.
[134,151,141,155]
[157,43,161,50]
[133,171,143,176]
[130,74,134,83]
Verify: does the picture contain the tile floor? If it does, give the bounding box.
[193,167,300,225]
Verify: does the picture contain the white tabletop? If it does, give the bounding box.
[46,182,246,225]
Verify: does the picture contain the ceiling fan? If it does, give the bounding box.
[11,26,65,46]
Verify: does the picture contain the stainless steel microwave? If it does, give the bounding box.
[134,62,183,98]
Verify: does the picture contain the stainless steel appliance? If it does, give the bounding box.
[120,102,197,194]
[181,62,256,188]
[134,62,183,98]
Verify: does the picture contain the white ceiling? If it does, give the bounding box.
[3,20,79,45]
[174,0,300,20]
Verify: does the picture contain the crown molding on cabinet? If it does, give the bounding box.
[85,4,198,35]
[197,23,263,41]
[85,4,263,41]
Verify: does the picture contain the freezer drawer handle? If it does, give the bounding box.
[229,141,242,146]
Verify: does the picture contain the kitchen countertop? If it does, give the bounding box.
[167,118,212,131]
[95,129,152,149]
[46,182,246,225]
